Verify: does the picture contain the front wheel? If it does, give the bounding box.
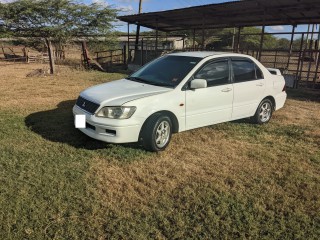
[140,114,172,152]
[252,99,273,124]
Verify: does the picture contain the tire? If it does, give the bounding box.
[140,113,172,152]
[252,99,273,124]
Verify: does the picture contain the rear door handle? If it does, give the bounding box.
[221,88,232,92]
[256,83,264,86]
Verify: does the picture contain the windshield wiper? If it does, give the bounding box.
[149,81,174,87]
[126,76,149,84]
[126,77,173,88]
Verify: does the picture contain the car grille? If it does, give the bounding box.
[76,96,100,114]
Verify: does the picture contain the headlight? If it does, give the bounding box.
[96,106,136,119]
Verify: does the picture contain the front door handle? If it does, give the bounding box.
[256,83,264,86]
[221,88,232,92]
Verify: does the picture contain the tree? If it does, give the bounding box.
[276,38,290,50]
[0,3,8,37]
[0,0,117,73]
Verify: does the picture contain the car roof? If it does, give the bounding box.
[168,51,251,59]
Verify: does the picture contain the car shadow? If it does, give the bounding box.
[25,100,141,150]
[287,89,320,103]
[230,118,252,124]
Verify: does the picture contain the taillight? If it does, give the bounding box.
[282,84,286,92]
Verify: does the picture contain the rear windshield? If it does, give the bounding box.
[128,55,202,88]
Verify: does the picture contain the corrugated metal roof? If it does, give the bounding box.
[117,0,320,31]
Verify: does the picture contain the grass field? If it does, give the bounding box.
[0,63,319,239]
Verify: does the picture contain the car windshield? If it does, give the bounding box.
[127,55,202,88]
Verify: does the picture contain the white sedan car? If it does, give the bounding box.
[73,52,287,151]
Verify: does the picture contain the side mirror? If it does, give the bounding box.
[190,79,207,89]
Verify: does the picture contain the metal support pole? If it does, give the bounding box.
[313,43,320,88]
[236,27,241,52]
[127,23,130,63]
[311,24,315,44]
[134,0,143,52]
[141,38,144,65]
[315,24,320,72]
[294,33,304,88]
[165,32,168,49]
[183,36,185,50]
[202,18,205,51]
[295,33,305,88]
[306,25,316,85]
[135,23,140,52]
[286,25,296,70]
[306,53,313,85]
[155,19,158,56]
[232,27,236,51]
[318,24,320,45]
[298,50,305,87]
[193,29,196,50]
[306,24,310,49]
[258,25,265,61]
[123,45,126,65]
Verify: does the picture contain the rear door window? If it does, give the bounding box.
[232,58,264,82]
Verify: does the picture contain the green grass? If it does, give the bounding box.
[101,182,319,239]
[0,68,319,239]
[1,113,96,239]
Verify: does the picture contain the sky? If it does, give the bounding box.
[1,0,317,38]
[101,0,235,32]
[92,0,228,14]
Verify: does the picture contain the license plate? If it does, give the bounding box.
[75,115,86,129]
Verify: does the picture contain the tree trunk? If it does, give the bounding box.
[45,38,55,74]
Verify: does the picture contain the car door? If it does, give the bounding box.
[185,58,233,130]
[231,57,266,120]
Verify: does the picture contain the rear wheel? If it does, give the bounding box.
[252,99,273,124]
[140,114,172,152]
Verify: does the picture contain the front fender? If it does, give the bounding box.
[124,90,186,132]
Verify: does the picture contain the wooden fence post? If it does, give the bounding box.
[81,41,90,69]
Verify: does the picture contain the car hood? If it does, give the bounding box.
[80,79,172,106]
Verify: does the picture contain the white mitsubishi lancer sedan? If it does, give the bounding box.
[73,52,287,152]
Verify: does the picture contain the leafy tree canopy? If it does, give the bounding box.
[0,0,118,42]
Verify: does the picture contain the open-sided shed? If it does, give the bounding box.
[118,0,320,31]
[117,0,320,88]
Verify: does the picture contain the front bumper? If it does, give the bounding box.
[73,105,142,143]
